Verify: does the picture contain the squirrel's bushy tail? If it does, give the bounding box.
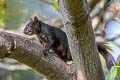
[97,42,116,70]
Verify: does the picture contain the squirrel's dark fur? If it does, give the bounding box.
[23,16,116,70]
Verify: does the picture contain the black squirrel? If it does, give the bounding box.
[23,16,116,70]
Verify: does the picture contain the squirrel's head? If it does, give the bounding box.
[23,16,42,35]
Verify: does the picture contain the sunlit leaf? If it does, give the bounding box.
[0,0,7,27]
[0,13,8,19]
[107,66,117,80]
[53,0,59,10]
[0,20,5,27]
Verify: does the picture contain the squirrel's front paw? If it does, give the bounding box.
[43,49,49,56]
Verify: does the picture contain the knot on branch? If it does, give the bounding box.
[0,32,16,58]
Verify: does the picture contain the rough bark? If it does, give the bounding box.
[59,0,105,80]
[87,0,101,10]
[0,31,75,80]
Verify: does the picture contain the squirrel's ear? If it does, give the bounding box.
[34,16,39,23]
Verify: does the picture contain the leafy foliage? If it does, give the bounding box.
[107,60,120,80]
[0,0,7,27]
[53,0,59,10]
[117,61,120,77]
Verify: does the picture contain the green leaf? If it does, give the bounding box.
[0,20,5,27]
[0,12,8,19]
[0,0,7,28]
[118,60,120,66]
[117,66,120,77]
[107,66,117,80]
[53,0,59,10]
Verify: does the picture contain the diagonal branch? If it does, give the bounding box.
[0,31,75,80]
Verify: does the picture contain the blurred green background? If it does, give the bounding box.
[4,0,59,29]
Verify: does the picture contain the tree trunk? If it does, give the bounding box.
[59,0,105,80]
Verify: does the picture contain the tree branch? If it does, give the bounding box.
[0,31,75,80]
